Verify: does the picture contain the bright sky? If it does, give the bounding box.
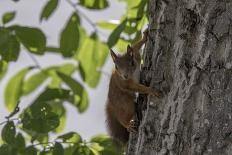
[0,0,126,140]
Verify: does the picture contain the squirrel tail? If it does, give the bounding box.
[105,106,129,145]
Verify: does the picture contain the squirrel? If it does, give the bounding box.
[105,29,160,144]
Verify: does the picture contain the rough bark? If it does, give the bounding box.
[127,0,232,155]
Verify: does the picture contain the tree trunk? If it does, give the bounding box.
[127,0,232,154]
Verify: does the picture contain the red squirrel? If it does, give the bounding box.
[105,29,160,144]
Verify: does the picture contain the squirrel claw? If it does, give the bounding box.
[127,119,139,133]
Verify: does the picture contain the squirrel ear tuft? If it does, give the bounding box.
[127,45,133,57]
[110,49,117,62]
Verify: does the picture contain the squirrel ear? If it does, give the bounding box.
[110,49,117,62]
[127,45,133,57]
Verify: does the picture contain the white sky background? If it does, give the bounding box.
[0,0,126,140]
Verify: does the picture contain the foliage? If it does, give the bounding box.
[0,0,148,154]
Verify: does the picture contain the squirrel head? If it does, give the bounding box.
[110,45,138,80]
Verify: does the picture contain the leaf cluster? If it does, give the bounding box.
[0,0,148,154]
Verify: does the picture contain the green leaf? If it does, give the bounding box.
[53,142,64,155]
[14,133,25,150]
[49,63,76,88]
[50,102,66,133]
[25,146,37,155]
[119,0,140,8]
[57,72,88,113]
[0,28,20,62]
[57,132,82,143]
[97,20,118,30]
[89,143,104,155]
[1,121,16,144]
[40,0,59,21]
[22,71,48,95]
[64,145,78,155]
[60,13,80,57]
[116,39,130,52]
[73,145,95,155]
[91,134,123,155]
[0,144,17,155]
[79,0,109,10]
[20,102,60,133]
[77,33,108,88]
[0,60,8,80]
[107,19,127,48]
[4,67,32,111]
[136,15,148,30]
[15,26,46,54]
[23,63,76,95]
[34,88,71,103]
[97,20,136,35]
[31,134,48,145]
[2,11,16,24]
[40,150,52,155]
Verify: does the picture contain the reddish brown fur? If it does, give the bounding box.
[105,29,160,144]
[106,71,136,143]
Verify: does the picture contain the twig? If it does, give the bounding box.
[65,0,107,37]
[0,118,20,126]
[66,0,96,29]
[26,52,42,69]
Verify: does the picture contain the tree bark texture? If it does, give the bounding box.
[127,0,232,155]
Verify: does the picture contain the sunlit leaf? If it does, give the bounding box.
[79,0,109,10]
[116,39,130,52]
[53,142,64,155]
[40,0,58,21]
[73,145,95,155]
[0,28,20,62]
[136,15,148,30]
[97,20,118,30]
[107,19,127,48]
[77,33,108,88]
[49,63,76,88]
[97,20,134,34]
[1,121,16,144]
[20,102,60,133]
[118,0,140,8]
[57,132,82,143]
[50,102,66,133]
[57,72,88,113]
[60,13,80,57]
[15,26,46,54]
[23,63,76,95]
[2,11,16,24]
[89,143,104,155]
[22,71,48,95]
[4,67,32,111]
[91,134,123,155]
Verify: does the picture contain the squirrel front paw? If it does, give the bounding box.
[127,119,139,133]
